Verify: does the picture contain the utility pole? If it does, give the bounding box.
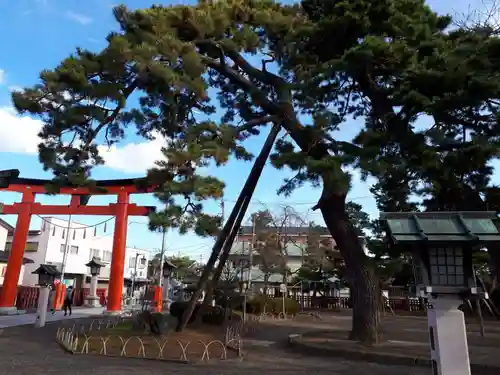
[60,215,72,283]
[248,214,256,293]
[158,227,167,287]
[243,215,256,321]
[220,199,225,222]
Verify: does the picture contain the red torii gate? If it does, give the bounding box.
[0,173,156,314]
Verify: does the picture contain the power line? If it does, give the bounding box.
[222,195,374,205]
[36,215,114,230]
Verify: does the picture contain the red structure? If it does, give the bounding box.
[0,173,156,314]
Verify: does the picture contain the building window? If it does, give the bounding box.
[129,255,146,269]
[62,229,65,239]
[103,251,112,262]
[60,244,66,253]
[70,245,79,255]
[25,242,38,252]
[4,242,38,252]
[90,248,101,260]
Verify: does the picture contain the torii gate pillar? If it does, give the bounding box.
[105,192,129,314]
[0,191,34,314]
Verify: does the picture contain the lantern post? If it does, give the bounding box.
[161,259,176,311]
[380,211,500,375]
[32,264,60,328]
[84,257,106,307]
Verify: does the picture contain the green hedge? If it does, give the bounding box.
[246,296,300,315]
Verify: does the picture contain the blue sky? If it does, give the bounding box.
[0,0,493,261]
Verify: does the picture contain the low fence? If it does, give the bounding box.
[300,296,429,311]
[55,315,243,363]
[1,285,429,312]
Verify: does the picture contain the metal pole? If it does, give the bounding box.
[158,228,167,308]
[300,281,304,311]
[60,215,72,282]
[282,290,286,315]
[158,228,167,287]
[130,253,139,297]
[249,215,256,294]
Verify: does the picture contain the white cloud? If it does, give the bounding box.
[0,107,43,153]
[65,11,92,25]
[97,134,167,174]
[0,107,166,173]
[0,69,5,85]
[8,85,22,92]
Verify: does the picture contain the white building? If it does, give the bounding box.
[0,219,9,251]
[0,218,31,285]
[4,217,150,293]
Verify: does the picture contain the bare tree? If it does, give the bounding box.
[251,206,311,294]
[219,261,240,286]
[454,0,500,33]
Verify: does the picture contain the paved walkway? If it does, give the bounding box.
[0,307,104,328]
[0,322,429,375]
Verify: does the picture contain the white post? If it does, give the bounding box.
[34,286,50,328]
[163,276,170,301]
[90,275,98,297]
[427,296,471,375]
[88,275,100,307]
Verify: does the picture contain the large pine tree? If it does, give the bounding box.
[12,0,500,343]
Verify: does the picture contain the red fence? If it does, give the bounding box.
[0,286,108,311]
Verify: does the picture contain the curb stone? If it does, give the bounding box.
[287,333,500,374]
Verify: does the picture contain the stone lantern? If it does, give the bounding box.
[380,211,500,375]
[161,259,177,304]
[32,264,61,328]
[84,257,106,307]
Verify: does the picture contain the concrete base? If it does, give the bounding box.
[102,310,122,316]
[84,296,101,308]
[0,307,25,315]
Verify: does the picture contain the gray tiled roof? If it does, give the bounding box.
[0,251,34,264]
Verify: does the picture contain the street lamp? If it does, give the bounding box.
[32,264,60,328]
[130,253,147,297]
[84,257,106,307]
[380,211,500,375]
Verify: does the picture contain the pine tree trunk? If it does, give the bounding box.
[319,189,381,345]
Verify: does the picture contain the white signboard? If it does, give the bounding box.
[279,283,287,293]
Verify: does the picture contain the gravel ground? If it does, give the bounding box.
[0,319,430,375]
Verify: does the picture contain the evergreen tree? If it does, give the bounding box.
[13,0,500,343]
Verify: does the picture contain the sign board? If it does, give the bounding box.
[279,283,287,293]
